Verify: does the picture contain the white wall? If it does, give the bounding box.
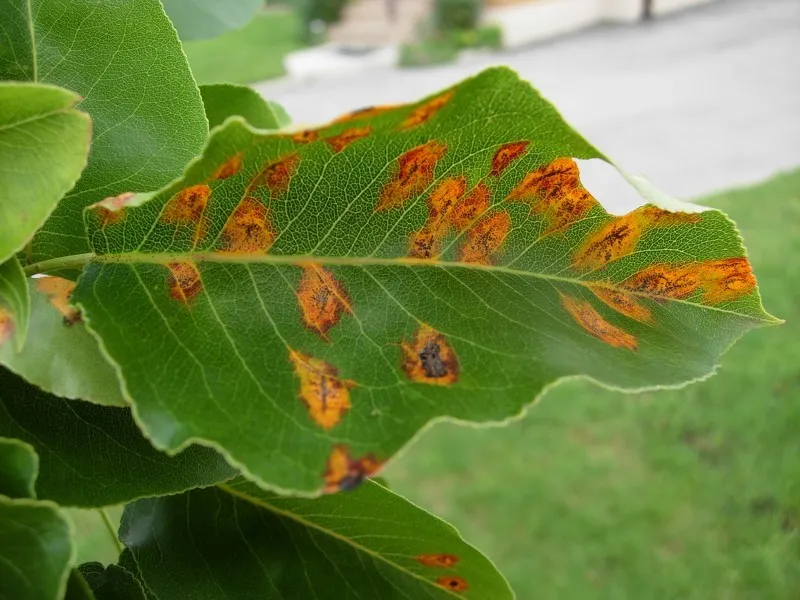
[652,0,716,15]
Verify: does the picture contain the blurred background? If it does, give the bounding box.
[78,0,800,597]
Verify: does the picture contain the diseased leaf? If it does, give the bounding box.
[0,278,126,406]
[121,478,513,599]
[65,67,776,494]
[0,0,207,263]
[0,367,237,507]
[161,0,263,41]
[78,563,147,600]
[200,83,290,130]
[0,436,37,499]
[0,255,29,351]
[0,83,90,264]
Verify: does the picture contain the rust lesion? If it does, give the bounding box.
[324,126,372,153]
[560,292,638,351]
[36,277,81,325]
[296,264,352,339]
[589,284,652,323]
[491,141,530,177]
[451,182,491,232]
[416,554,460,568]
[167,262,203,304]
[323,445,383,493]
[409,177,467,259]
[220,197,275,254]
[399,90,454,130]
[458,210,511,265]
[89,191,136,227]
[436,576,469,592]
[290,351,354,430]
[332,104,400,124]
[377,141,448,211]
[161,184,212,247]
[211,153,243,180]
[249,152,300,199]
[290,129,319,144]
[401,324,459,385]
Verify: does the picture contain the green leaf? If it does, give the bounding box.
[0,367,237,507]
[64,570,95,600]
[0,436,37,499]
[0,278,126,406]
[0,255,30,351]
[0,82,91,264]
[64,67,776,494]
[161,0,263,41]
[200,83,290,130]
[77,563,147,600]
[0,0,208,263]
[121,478,513,599]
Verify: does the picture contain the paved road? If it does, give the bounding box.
[257,0,800,206]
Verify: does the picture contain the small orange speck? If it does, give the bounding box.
[324,126,372,153]
[491,141,529,177]
[400,91,454,130]
[560,293,638,351]
[167,262,203,304]
[401,324,459,385]
[212,153,243,180]
[416,554,460,568]
[36,277,81,324]
[296,264,352,339]
[436,576,469,592]
[458,210,511,265]
[291,129,319,144]
[377,141,448,211]
[220,197,275,254]
[290,350,354,430]
[323,445,383,493]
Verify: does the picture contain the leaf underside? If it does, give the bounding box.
[71,67,774,495]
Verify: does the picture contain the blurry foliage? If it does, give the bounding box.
[435,0,482,31]
[400,25,502,68]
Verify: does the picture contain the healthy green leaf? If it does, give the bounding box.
[0,0,208,263]
[0,255,29,351]
[0,439,74,600]
[200,83,290,130]
[65,67,776,494]
[121,478,513,599]
[0,82,90,264]
[64,570,95,600]
[0,367,237,507]
[0,278,126,406]
[77,563,147,600]
[0,436,37,499]
[161,0,263,41]
[118,550,156,600]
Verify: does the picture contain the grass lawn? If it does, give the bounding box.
[385,169,800,599]
[183,11,303,85]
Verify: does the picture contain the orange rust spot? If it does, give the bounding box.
[416,554,460,568]
[400,91,454,130]
[323,445,383,493]
[377,141,448,211]
[491,141,529,177]
[451,182,491,231]
[622,257,756,305]
[409,177,468,259]
[220,197,275,254]
[436,576,469,592]
[290,351,353,430]
[572,206,701,272]
[589,285,652,323]
[90,192,135,226]
[401,324,459,385]
[36,277,81,325]
[333,104,400,124]
[324,126,372,153]
[560,293,637,351]
[167,262,203,303]
[296,264,352,339]
[458,210,511,265]
[212,153,243,180]
[0,307,13,345]
[507,158,597,235]
[250,153,300,198]
[162,185,210,223]
[291,129,319,144]
[409,228,440,260]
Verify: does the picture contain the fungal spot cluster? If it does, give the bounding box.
[212,153,243,180]
[560,292,638,352]
[491,141,530,177]
[291,129,319,144]
[333,105,400,124]
[416,554,460,568]
[290,351,353,430]
[323,445,383,493]
[401,324,459,385]
[167,262,203,304]
[409,176,467,259]
[437,576,469,592]
[400,91,454,130]
[589,285,652,323]
[377,141,448,211]
[296,264,351,339]
[89,191,136,227]
[220,197,275,254]
[251,152,300,199]
[325,126,372,153]
[36,277,81,325]
[161,184,212,247]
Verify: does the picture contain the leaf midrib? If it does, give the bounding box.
[218,483,470,599]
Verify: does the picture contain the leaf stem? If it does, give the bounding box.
[23,253,94,276]
[98,508,123,555]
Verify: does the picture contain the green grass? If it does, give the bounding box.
[385,170,800,599]
[183,11,302,85]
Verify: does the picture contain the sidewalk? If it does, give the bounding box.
[255,0,800,205]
